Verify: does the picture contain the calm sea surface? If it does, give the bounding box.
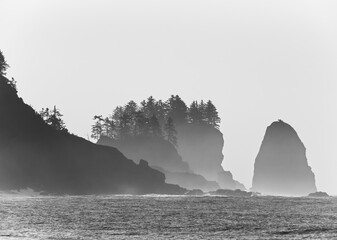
[0,195,336,239]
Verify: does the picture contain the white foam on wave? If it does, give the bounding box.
[0,188,41,198]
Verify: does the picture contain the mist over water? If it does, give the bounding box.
[1,195,336,240]
[1,1,337,239]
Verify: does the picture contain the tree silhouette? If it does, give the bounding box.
[198,100,207,122]
[167,95,188,124]
[188,101,203,124]
[164,116,177,147]
[134,110,149,136]
[40,106,67,132]
[91,115,104,140]
[0,50,9,76]
[155,99,168,125]
[103,116,116,138]
[205,100,220,128]
[149,114,162,137]
[124,100,138,133]
[140,96,157,118]
[119,112,132,139]
[111,106,124,139]
[93,96,221,141]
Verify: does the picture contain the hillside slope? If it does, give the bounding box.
[0,76,184,195]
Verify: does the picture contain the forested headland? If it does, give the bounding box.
[91,95,221,147]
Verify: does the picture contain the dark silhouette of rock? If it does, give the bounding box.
[176,123,245,190]
[307,191,330,198]
[98,135,220,191]
[251,120,317,196]
[138,159,149,167]
[153,166,220,192]
[0,75,185,195]
[184,189,204,195]
[209,189,253,197]
[98,135,190,173]
[218,171,246,190]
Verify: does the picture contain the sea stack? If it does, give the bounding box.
[251,120,317,196]
[176,123,245,190]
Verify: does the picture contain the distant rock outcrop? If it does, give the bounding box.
[98,135,190,173]
[251,120,317,196]
[218,171,246,190]
[307,191,330,198]
[98,135,220,191]
[176,123,245,190]
[0,75,185,195]
[155,167,220,192]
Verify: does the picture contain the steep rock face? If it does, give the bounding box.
[0,76,184,195]
[218,171,245,190]
[176,123,245,189]
[251,120,317,196]
[98,136,220,191]
[98,135,190,173]
[176,124,223,181]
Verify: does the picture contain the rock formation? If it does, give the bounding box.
[155,167,220,192]
[176,123,245,190]
[307,191,330,198]
[98,135,190,173]
[218,171,246,190]
[251,120,317,196]
[98,135,220,191]
[0,75,185,195]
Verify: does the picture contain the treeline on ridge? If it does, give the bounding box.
[91,95,221,146]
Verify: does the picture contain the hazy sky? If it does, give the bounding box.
[1,0,337,194]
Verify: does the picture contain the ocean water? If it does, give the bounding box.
[0,195,336,240]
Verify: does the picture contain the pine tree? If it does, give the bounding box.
[91,115,104,140]
[134,111,149,136]
[188,101,203,124]
[119,112,132,139]
[124,100,138,134]
[155,99,168,125]
[140,96,157,118]
[164,117,178,147]
[198,100,207,123]
[166,95,188,124]
[205,100,221,128]
[149,114,162,137]
[103,116,116,138]
[140,100,147,113]
[112,106,124,122]
[40,106,67,132]
[112,106,124,139]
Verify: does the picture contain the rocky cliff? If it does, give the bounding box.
[251,120,317,196]
[98,135,220,191]
[98,135,190,173]
[176,123,245,190]
[0,75,184,195]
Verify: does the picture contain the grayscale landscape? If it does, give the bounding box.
[0,0,336,239]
